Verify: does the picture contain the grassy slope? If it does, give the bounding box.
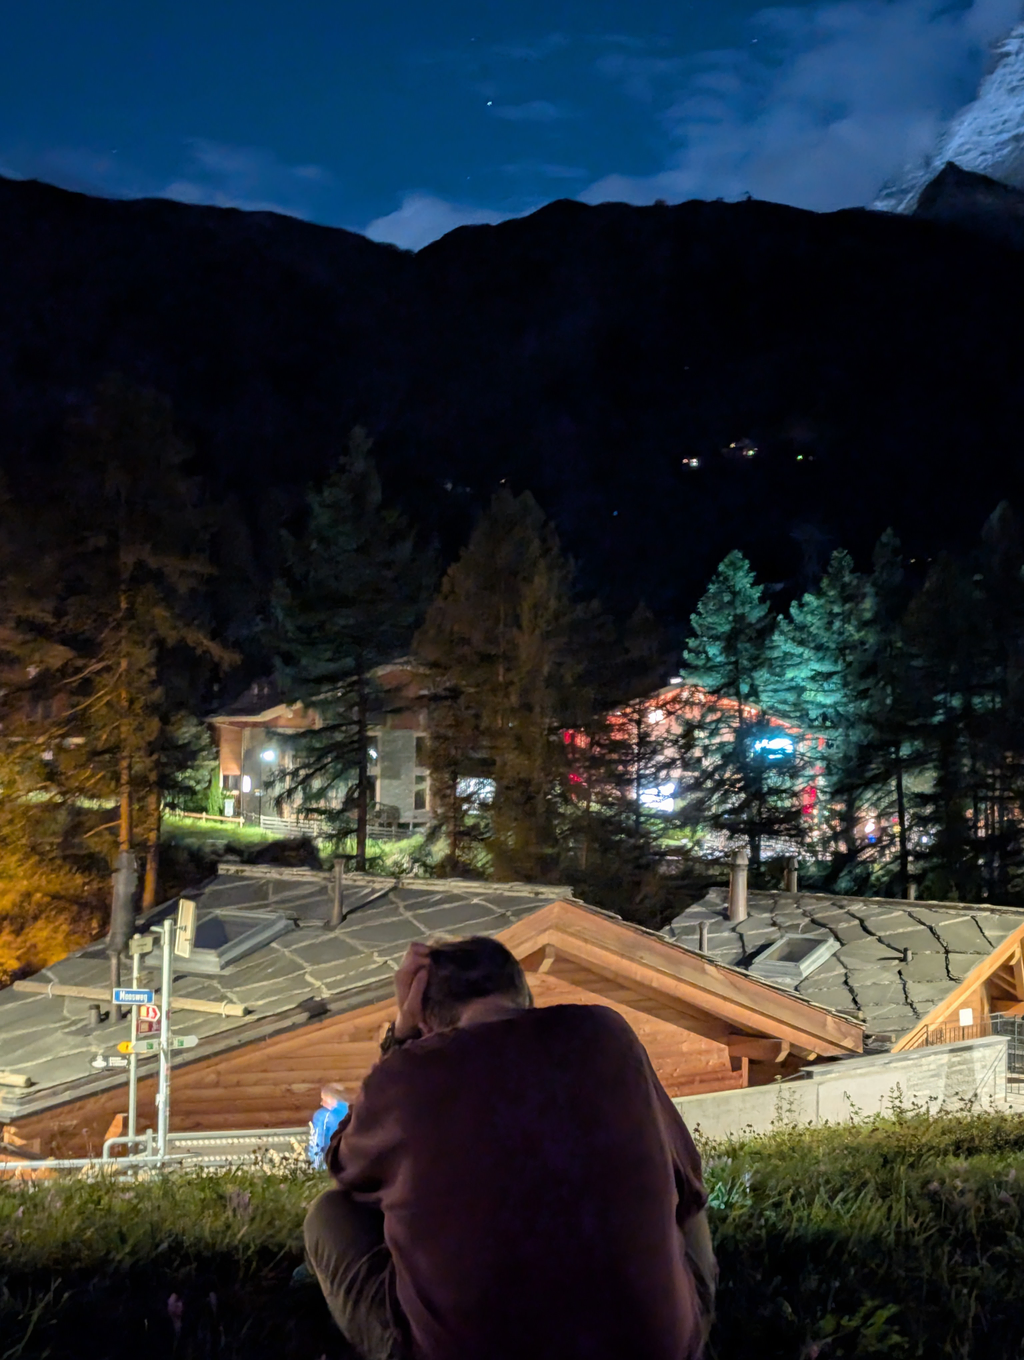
[4,1109,1024,1358]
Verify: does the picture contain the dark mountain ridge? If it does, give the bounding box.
[913,162,1024,250]
[2,172,1023,625]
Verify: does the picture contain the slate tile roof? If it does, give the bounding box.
[664,887,1024,1046]
[0,868,574,1118]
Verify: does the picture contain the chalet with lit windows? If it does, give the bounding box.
[210,661,432,831]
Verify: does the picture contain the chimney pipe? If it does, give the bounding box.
[329,858,345,928]
[728,847,749,922]
[698,920,709,953]
[783,855,798,893]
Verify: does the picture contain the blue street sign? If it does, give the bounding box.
[112,987,155,1006]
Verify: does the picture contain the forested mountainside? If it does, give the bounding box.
[2,171,1023,621]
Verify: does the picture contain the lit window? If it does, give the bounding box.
[241,775,252,793]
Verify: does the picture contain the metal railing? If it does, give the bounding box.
[0,1126,309,1178]
[922,1015,1024,1075]
[102,1125,307,1161]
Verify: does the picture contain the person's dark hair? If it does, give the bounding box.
[421,936,533,1030]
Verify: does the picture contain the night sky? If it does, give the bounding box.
[2,0,1020,249]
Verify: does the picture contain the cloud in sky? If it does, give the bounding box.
[161,139,333,216]
[491,34,570,62]
[490,99,568,122]
[584,0,1024,212]
[0,137,335,222]
[502,161,590,180]
[0,145,143,198]
[364,193,525,251]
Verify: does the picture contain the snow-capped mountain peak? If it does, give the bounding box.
[876,23,1024,212]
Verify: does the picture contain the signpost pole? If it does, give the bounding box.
[157,918,173,1160]
[127,949,140,1139]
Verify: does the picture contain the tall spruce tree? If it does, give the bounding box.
[415,490,582,881]
[769,549,874,880]
[272,430,431,869]
[848,530,921,896]
[904,506,1024,901]
[681,550,799,864]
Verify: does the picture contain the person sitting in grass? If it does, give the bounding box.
[308,1082,351,1169]
[303,935,716,1360]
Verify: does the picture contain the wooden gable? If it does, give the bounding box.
[503,899,862,1095]
[894,920,1024,1051]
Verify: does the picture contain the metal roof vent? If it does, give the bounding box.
[148,910,294,975]
[748,933,840,985]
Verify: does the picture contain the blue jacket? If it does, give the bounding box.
[309,1102,348,1168]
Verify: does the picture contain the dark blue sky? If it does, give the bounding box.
[1,0,1019,248]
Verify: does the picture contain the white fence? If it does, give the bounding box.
[254,812,410,842]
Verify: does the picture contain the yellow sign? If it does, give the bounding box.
[116,1041,132,1054]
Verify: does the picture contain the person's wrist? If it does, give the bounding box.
[381,1020,421,1055]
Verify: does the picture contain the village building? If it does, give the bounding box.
[210,661,432,832]
[0,867,865,1159]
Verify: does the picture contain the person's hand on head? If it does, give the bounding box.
[394,941,432,1040]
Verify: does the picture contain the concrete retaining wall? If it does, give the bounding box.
[673,1036,1009,1142]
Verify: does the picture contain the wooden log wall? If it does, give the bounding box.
[12,971,746,1156]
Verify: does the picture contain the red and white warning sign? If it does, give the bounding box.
[139,1004,160,1022]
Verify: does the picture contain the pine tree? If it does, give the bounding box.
[904,506,1024,901]
[60,379,232,911]
[849,530,921,896]
[770,549,874,879]
[272,429,432,869]
[415,491,582,881]
[681,551,799,864]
